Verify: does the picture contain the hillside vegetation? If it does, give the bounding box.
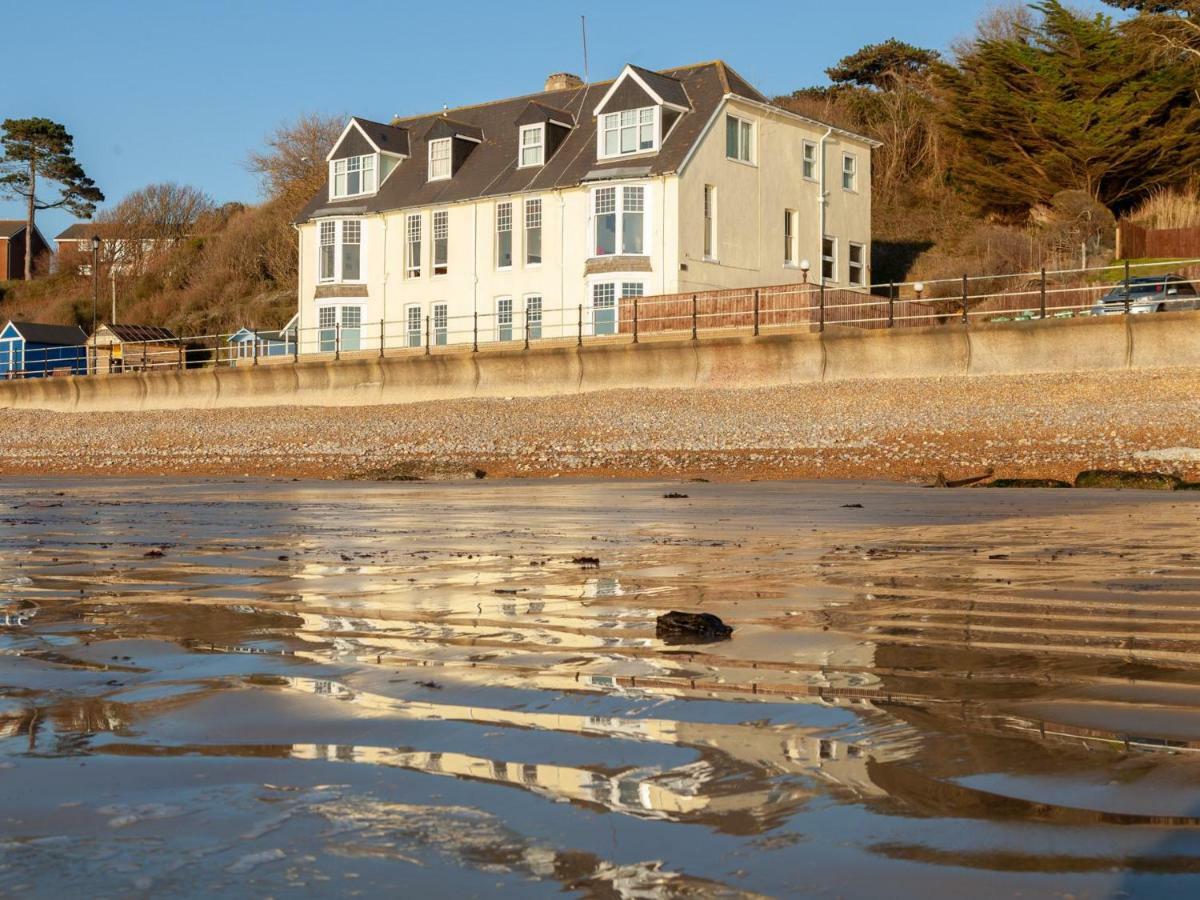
[2,1,1200,332]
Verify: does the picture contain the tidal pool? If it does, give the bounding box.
[1,478,1199,898]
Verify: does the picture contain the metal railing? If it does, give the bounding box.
[2,258,1198,380]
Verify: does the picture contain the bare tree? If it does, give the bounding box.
[94,182,214,275]
[246,112,345,209]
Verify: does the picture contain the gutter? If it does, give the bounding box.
[818,125,833,280]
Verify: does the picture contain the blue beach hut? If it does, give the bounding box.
[0,321,88,378]
[226,314,298,365]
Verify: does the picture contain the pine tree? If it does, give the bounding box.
[939,1,1200,214]
[0,118,104,280]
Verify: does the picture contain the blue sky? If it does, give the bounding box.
[3,0,1115,243]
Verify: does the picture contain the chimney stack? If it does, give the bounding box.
[544,72,584,92]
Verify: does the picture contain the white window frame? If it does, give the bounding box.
[496,201,514,270]
[802,141,817,181]
[725,114,755,165]
[588,279,644,336]
[784,209,798,267]
[496,295,514,341]
[433,209,448,276]
[524,198,542,266]
[822,236,837,284]
[329,153,378,200]
[842,153,858,192]
[597,106,660,160]
[848,241,866,287]
[432,302,449,346]
[428,138,452,181]
[315,303,364,353]
[703,185,717,261]
[406,213,423,278]
[524,294,543,339]
[316,218,365,284]
[591,183,649,259]
[518,123,545,168]
[405,303,423,348]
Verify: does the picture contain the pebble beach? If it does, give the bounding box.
[2,366,1198,482]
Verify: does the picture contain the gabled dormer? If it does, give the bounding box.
[424,118,483,182]
[515,102,575,169]
[326,117,409,202]
[592,64,691,161]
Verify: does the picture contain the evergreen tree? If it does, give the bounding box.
[939,1,1200,214]
[0,118,104,280]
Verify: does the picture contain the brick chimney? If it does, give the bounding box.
[544,72,584,92]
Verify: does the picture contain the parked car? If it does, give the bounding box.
[1090,274,1200,316]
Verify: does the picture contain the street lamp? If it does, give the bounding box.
[799,259,810,284]
[90,235,100,373]
[914,281,925,300]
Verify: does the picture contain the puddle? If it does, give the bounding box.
[0,478,1198,896]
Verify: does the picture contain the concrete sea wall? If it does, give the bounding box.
[2,311,1198,413]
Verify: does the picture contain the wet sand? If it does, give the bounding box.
[2,478,1200,897]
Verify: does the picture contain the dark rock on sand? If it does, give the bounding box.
[1074,470,1183,490]
[656,611,733,645]
[989,478,1072,488]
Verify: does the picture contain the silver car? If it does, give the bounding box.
[1091,275,1200,316]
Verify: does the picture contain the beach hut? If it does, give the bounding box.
[226,314,298,365]
[88,323,180,373]
[0,321,88,378]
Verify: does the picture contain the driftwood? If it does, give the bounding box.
[931,468,995,488]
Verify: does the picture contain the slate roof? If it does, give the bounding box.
[6,321,88,346]
[55,223,111,241]
[0,221,27,239]
[350,117,411,157]
[299,60,853,223]
[100,323,178,342]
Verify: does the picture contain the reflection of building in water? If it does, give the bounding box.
[282,676,914,832]
[583,577,622,598]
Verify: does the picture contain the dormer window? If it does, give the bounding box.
[428,138,452,181]
[598,107,658,159]
[519,124,545,168]
[330,154,376,199]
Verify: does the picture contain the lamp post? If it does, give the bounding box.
[90,235,100,373]
[914,281,925,301]
[799,259,810,285]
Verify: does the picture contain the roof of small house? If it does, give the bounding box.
[3,321,88,345]
[0,221,28,239]
[98,323,178,342]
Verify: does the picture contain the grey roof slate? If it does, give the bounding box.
[298,61,777,222]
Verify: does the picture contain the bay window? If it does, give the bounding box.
[598,106,657,158]
[330,153,376,199]
[593,185,646,257]
[317,305,363,353]
[316,219,363,283]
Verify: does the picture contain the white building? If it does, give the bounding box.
[295,61,877,354]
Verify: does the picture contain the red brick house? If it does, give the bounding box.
[0,221,50,281]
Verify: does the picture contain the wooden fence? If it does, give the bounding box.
[1117,222,1200,260]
